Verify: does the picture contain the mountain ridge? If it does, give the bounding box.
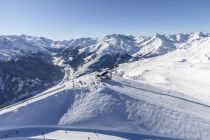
[0,31,210,105]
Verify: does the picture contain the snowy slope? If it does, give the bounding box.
[117,35,210,104]
[1,32,210,139]
[0,32,207,62]
[0,35,64,106]
[0,126,181,140]
[56,32,210,77]
[0,35,53,61]
[133,33,176,57]
[0,74,210,139]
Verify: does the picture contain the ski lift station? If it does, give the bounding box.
[96,69,112,80]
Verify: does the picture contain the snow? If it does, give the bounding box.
[0,32,208,62]
[31,130,126,140]
[0,35,51,61]
[1,32,210,139]
[133,34,176,57]
[1,74,210,139]
[53,32,210,78]
[0,127,127,140]
[117,36,210,104]
[0,126,182,140]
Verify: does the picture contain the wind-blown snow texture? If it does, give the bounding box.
[1,32,210,139]
[0,75,210,139]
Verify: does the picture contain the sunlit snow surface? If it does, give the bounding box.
[1,32,210,139]
[0,126,182,140]
[117,36,210,104]
[0,74,210,139]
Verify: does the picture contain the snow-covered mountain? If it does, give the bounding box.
[0,34,52,61]
[0,32,209,105]
[56,32,210,77]
[1,32,210,139]
[117,33,210,104]
[1,32,208,61]
[0,35,64,106]
[1,74,210,139]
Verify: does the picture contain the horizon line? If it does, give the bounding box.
[0,31,208,41]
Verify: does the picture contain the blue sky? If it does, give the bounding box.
[0,0,209,40]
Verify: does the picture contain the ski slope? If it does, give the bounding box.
[1,32,210,139]
[0,126,181,140]
[117,36,210,104]
[0,74,210,139]
[0,126,127,140]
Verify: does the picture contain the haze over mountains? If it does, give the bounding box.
[0,32,210,139]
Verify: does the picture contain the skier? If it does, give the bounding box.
[16,130,19,135]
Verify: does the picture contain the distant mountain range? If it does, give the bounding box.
[1,32,210,139]
[0,32,209,106]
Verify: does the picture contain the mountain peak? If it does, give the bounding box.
[154,33,162,38]
[152,33,167,40]
[151,33,171,42]
[189,32,206,41]
[194,31,205,37]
